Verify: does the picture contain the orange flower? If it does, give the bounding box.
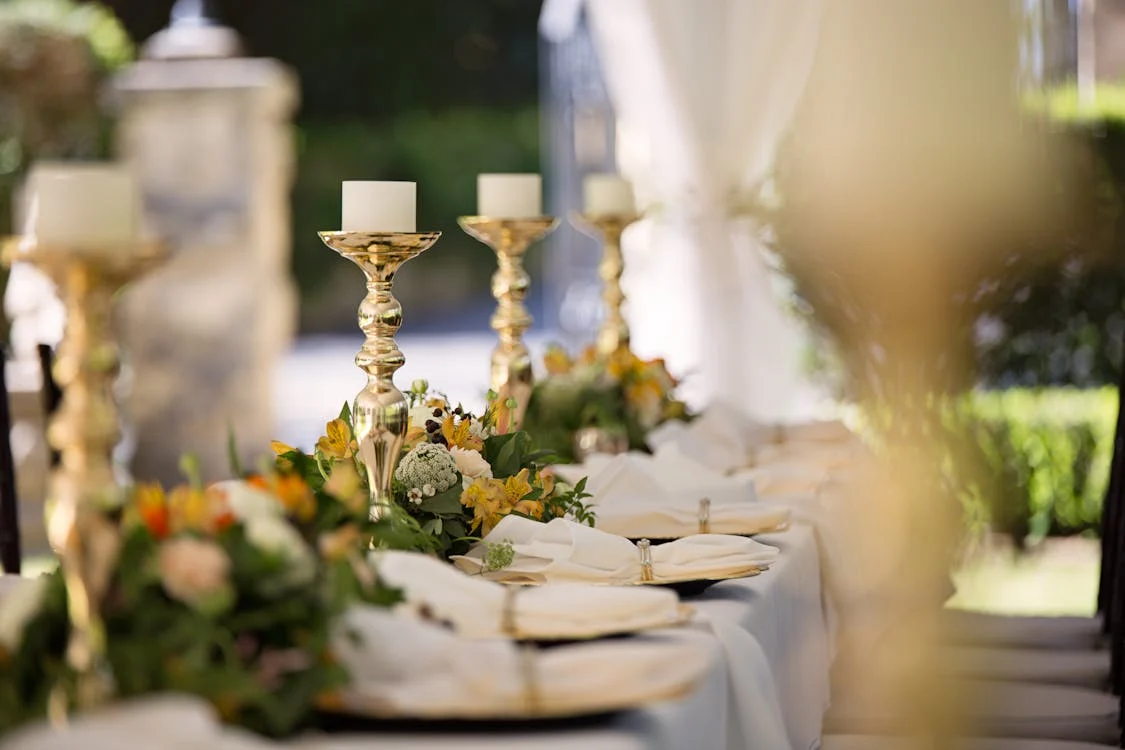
[134,483,170,539]
[488,392,515,435]
[248,474,316,522]
[442,414,483,451]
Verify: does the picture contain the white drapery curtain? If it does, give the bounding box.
[580,0,823,419]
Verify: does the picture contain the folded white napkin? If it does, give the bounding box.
[646,402,775,473]
[0,695,272,750]
[330,604,710,718]
[753,441,855,471]
[779,419,853,444]
[451,516,778,584]
[555,449,789,538]
[372,550,684,639]
[733,462,832,498]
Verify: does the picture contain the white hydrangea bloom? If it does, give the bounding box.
[394,443,459,494]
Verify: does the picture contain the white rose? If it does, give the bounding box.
[158,538,231,612]
[449,446,492,482]
[208,480,281,521]
[0,575,47,651]
[244,515,316,589]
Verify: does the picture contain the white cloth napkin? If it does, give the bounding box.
[0,696,272,750]
[753,441,856,471]
[779,419,853,444]
[330,604,710,718]
[372,550,684,639]
[451,516,778,584]
[733,462,832,498]
[554,449,788,538]
[646,401,776,473]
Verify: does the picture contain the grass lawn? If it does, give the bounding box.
[948,535,1100,616]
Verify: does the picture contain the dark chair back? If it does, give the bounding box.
[0,350,20,574]
[1099,350,1125,634]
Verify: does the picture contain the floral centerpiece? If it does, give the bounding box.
[271,381,595,558]
[0,458,398,737]
[520,345,691,462]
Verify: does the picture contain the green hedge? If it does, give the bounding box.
[952,388,1117,542]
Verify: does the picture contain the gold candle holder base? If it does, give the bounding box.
[318,231,440,519]
[458,216,558,424]
[1,236,163,715]
[572,213,641,357]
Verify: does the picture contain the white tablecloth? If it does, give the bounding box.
[0,530,831,750]
[293,525,827,750]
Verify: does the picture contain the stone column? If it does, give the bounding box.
[111,5,298,483]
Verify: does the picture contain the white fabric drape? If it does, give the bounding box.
[582,0,822,419]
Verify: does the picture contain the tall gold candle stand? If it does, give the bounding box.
[318,231,440,518]
[572,213,641,356]
[458,217,558,424]
[1,237,162,715]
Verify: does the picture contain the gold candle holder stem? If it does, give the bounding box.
[459,216,558,426]
[573,213,641,357]
[319,231,440,518]
[2,238,163,715]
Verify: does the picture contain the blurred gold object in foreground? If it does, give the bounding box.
[458,216,558,426]
[317,231,440,520]
[1,236,163,716]
[572,212,641,357]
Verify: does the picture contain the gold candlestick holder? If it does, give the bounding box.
[1,236,163,715]
[318,231,440,518]
[458,216,558,424]
[572,212,641,356]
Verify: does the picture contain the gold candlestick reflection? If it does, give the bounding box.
[573,213,641,356]
[2,237,162,715]
[318,231,440,519]
[458,216,558,425]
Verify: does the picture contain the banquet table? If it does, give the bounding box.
[0,507,836,750]
[291,524,829,750]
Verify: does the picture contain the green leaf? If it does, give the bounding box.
[227,425,244,477]
[418,485,464,514]
[338,401,353,431]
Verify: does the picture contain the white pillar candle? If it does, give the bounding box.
[341,181,416,232]
[23,162,139,248]
[583,174,636,215]
[477,173,542,218]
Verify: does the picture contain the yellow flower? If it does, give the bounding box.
[167,485,214,534]
[323,461,367,516]
[578,345,599,365]
[512,498,544,520]
[606,347,641,380]
[442,414,483,451]
[317,419,356,460]
[271,440,296,456]
[537,468,556,498]
[404,426,427,451]
[543,345,572,375]
[462,477,515,535]
[425,396,450,410]
[502,468,533,505]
